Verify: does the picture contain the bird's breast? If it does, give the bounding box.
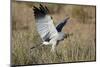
[57,32,65,41]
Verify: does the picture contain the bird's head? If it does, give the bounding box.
[64,32,73,39]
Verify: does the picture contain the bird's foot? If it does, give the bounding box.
[42,42,50,45]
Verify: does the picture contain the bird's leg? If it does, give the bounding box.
[30,42,43,49]
[42,41,50,45]
[51,44,56,52]
[50,41,57,53]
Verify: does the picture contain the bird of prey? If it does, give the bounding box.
[32,4,70,52]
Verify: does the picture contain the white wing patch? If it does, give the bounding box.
[36,15,58,41]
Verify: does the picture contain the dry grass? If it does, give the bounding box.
[11,1,96,66]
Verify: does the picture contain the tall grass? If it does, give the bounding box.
[11,1,96,65]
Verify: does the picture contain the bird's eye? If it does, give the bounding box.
[51,16,53,19]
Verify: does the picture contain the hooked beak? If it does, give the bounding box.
[64,33,73,38]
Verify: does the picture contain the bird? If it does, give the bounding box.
[32,4,72,52]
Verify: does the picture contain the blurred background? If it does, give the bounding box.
[11,0,96,65]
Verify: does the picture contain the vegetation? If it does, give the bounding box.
[11,1,96,66]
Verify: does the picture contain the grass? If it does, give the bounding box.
[11,1,96,66]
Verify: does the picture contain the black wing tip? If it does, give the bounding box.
[33,4,49,18]
[64,17,70,22]
[56,17,70,32]
[65,17,70,20]
[39,4,43,7]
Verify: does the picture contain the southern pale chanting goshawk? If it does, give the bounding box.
[32,4,71,52]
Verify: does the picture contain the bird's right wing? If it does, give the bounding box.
[36,15,58,42]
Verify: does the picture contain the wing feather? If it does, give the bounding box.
[36,15,58,41]
[56,17,69,32]
[33,4,58,42]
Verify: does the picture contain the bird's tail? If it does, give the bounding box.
[30,42,43,49]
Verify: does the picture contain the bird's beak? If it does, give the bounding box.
[64,34,67,38]
[65,33,73,38]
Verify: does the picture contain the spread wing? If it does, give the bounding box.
[33,4,58,42]
[56,17,70,32]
